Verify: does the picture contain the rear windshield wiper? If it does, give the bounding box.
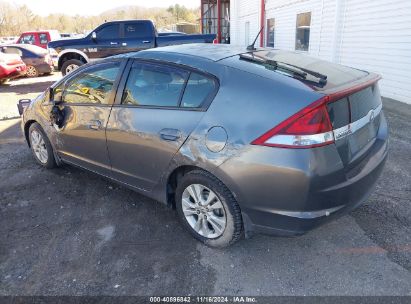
[239,54,327,86]
[277,61,327,82]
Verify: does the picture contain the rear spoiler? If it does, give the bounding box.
[17,99,31,116]
[325,73,382,102]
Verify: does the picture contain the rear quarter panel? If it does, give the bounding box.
[150,63,324,204]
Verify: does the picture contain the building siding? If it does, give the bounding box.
[230,0,411,104]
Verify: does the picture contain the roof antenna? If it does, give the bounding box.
[247,26,264,51]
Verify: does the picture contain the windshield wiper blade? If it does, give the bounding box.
[239,54,327,86]
[240,54,307,79]
[276,61,327,81]
[264,59,308,79]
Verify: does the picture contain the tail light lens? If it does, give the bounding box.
[213,38,218,44]
[252,96,334,148]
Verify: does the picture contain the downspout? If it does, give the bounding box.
[260,0,265,47]
[217,0,222,43]
[200,1,204,34]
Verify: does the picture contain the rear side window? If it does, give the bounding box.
[181,73,216,108]
[63,63,120,104]
[124,23,152,38]
[122,63,188,107]
[39,33,48,44]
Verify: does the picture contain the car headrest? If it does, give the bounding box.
[143,68,172,84]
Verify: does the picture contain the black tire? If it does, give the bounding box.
[61,59,83,76]
[175,170,243,247]
[28,123,57,169]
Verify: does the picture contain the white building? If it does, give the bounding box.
[229,0,411,104]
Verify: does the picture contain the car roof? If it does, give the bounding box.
[3,44,47,54]
[136,44,249,62]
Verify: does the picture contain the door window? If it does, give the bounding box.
[122,63,188,107]
[96,24,119,40]
[63,63,120,104]
[39,33,49,44]
[20,34,35,44]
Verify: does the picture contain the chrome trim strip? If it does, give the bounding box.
[265,131,334,146]
[333,103,382,141]
[272,205,345,219]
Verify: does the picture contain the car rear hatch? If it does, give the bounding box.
[238,50,383,171]
[325,75,383,174]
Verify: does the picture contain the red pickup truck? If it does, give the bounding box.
[16,30,61,49]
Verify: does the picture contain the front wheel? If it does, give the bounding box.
[28,123,56,169]
[61,59,83,76]
[175,170,243,247]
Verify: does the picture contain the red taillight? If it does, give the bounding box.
[213,38,218,44]
[252,96,334,148]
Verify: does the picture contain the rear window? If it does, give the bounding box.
[327,97,350,129]
[124,23,152,38]
[39,33,48,44]
[349,85,381,121]
[222,50,368,91]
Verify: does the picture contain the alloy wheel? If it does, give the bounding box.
[26,65,37,77]
[30,130,48,164]
[182,184,226,239]
[65,64,79,74]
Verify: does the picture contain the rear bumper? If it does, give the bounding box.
[0,63,26,78]
[219,112,388,237]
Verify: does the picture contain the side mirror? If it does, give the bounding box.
[49,87,62,105]
[49,87,55,103]
[91,32,97,41]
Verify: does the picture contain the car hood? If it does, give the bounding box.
[48,37,87,49]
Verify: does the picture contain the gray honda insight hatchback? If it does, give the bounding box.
[20,44,388,247]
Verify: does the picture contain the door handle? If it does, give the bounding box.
[159,128,181,141]
[110,42,118,45]
[142,40,151,44]
[87,120,102,130]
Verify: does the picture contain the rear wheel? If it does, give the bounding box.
[175,170,243,247]
[26,65,39,77]
[61,59,83,76]
[28,123,56,169]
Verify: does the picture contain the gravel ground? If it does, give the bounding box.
[0,76,410,296]
[0,73,60,120]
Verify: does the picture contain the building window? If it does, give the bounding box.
[245,21,250,45]
[295,12,311,51]
[266,18,275,48]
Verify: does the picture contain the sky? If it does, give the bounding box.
[7,0,199,16]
